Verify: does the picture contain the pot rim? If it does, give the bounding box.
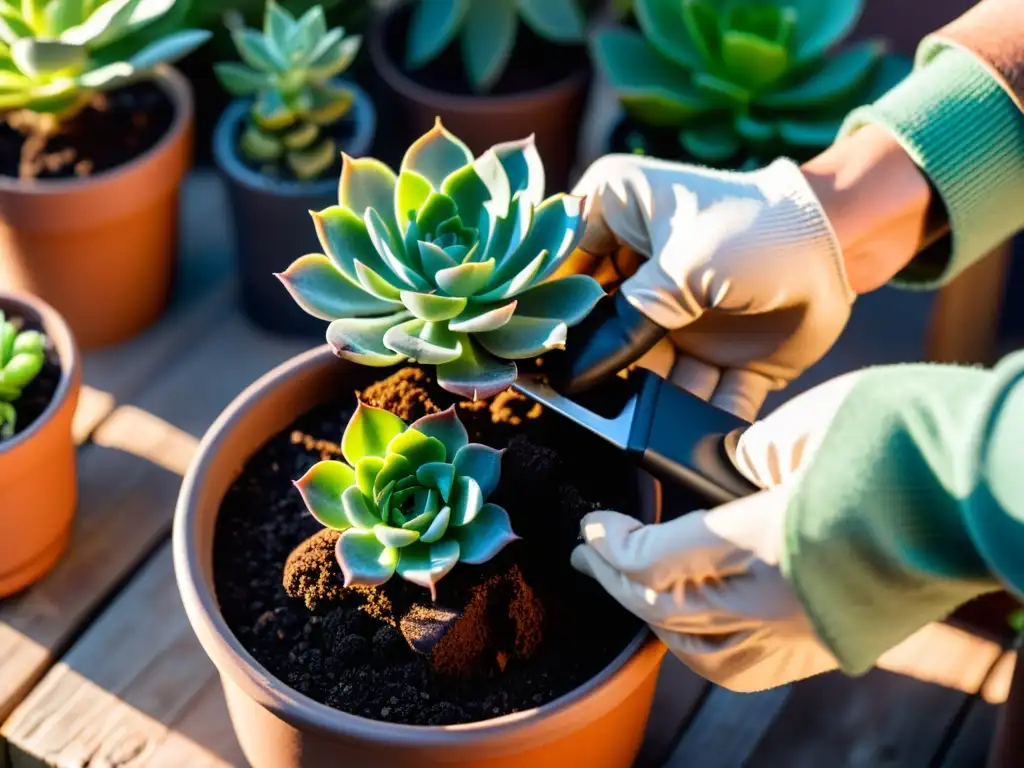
[174,345,662,747]
[369,2,591,112]
[213,79,377,198]
[0,64,192,194]
[0,291,80,456]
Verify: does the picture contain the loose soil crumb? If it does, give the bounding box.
[0,82,174,180]
[214,366,643,725]
[0,307,61,443]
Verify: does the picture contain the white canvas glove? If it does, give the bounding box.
[571,154,854,420]
[571,372,867,692]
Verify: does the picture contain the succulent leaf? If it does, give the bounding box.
[396,539,460,599]
[374,523,420,548]
[313,206,396,286]
[435,260,495,297]
[478,316,568,360]
[340,155,399,230]
[336,529,398,587]
[400,291,467,322]
[492,136,545,209]
[0,311,48,438]
[518,0,585,44]
[293,460,354,529]
[512,274,606,325]
[757,40,883,108]
[409,407,468,461]
[453,503,518,564]
[416,461,457,501]
[461,0,516,93]
[406,0,469,69]
[342,484,380,528]
[355,456,385,497]
[341,401,408,464]
[276,254,400,320]
[490,193,585,287]
[395,170,433,233]
[449,475,483,527]
[326,313,411,366]
[447,300,518,333]
[419,505,452,544]
[452,444,502,498]
[401,119,474,189]
[789,0,864,63]
[386,427,447,467]
[437,337,518,401]
[383,318,464,365]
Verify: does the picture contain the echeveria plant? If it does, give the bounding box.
[592,0,907,165]
[294,403,518,598]
[0,312,47,439]
[0,0,211,117]
[215,1,361,180]
[405,0,587,93]
[277,120,605,400]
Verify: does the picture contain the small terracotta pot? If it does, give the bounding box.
[214,80,376,338]
[174,347,667,768]
[0,65,195,350]
[368,2,590,192]
[0,291,80,597]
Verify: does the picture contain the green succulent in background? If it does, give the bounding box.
[592,0,909,166]
[277,119,605,400]
[0,312,47,439]
[405,0,589,93]
[295,403,518,598]
[0,0,211,117]
[215,1,360,181]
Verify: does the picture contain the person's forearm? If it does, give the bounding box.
[801,125,946,295]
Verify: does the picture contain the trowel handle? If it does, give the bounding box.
[626,372,759,510]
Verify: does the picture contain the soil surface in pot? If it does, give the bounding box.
[234,116,355,184]
[0,82,174,180]
[383,4,585,97]
[213,366,644,726]
[0,309,61,443]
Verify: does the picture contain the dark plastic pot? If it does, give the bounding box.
[368,2,590,192]
[174,347,667,768]
[213,81,376,338]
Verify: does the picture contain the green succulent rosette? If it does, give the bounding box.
[277,119,605,400]
[0,0,211,117]
[592,0,909,164]
[294,402,518,598]
[214,1,361,180]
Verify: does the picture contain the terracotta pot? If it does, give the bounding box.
[0,291,80,597]
[174,346,667,768]
[214,80,376,338]
[368,2,590,192]
[0,65,195,350]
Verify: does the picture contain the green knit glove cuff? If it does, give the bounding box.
[839,44,1024,289]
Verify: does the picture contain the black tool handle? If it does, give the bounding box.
[626,372,759,513]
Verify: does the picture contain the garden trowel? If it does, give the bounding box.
[512,367,758,506]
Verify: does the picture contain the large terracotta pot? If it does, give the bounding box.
[214,80,376,338]
[174,346,667,768]
[368,1,590,192]
[0,66,195,350]
[0,291,80,597]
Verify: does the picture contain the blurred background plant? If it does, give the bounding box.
[0,0,210,119]
[591,0,909,168]
[214,1,361,180]
[403,0,597,94]
[0,312,47,440]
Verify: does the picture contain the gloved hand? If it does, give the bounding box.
[558,154,854,421]
[570,371,868,692]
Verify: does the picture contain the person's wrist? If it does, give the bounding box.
[801,125,941,294]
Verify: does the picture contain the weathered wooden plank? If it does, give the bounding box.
[635,655,709,768]
[0,312,307,726]
[3,546,243,768]
[666,684,791,767]
[742,623,1003,767]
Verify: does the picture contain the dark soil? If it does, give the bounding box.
[235,116,357,184]
[0,307,61,443]
[0,81,174,181]
[385,3,585,97]
[213,366,645,725]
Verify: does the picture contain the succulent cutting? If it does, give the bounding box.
[215,1,361,180]
[592,0,908,165]
[294,403,518,598]
[277,119,605,400]
[404,0,588,93]
[0,0,211,118]
[0,312,47,439]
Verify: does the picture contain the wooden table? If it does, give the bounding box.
[0,174,1017,767]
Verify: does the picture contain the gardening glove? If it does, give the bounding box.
[556,154,853,421]
[569,372,871,692]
